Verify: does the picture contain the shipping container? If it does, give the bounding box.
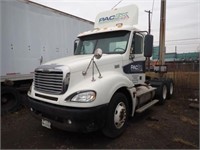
[1,0,94,114]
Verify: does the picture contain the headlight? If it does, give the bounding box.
[66,91,96,103]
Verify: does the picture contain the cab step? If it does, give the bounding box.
[136,99,159,113]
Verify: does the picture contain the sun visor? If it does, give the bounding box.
[94,4,138,29]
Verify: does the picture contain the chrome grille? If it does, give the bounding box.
[34,70,63,95]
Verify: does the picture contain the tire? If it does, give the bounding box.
[166,79,174,99]
[1,87,22,115]
[155,82,168,105]
[102,92,129,138]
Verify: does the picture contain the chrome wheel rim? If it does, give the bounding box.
[114,102,127,129]
[163,85,167,100]
[170,83,174,95]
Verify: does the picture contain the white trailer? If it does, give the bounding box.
[1,0,93,114]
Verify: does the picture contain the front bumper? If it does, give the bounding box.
[27,97,108,133]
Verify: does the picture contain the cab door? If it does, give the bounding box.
[123,32,146,85]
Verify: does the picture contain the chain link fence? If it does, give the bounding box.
[147,61,199,99]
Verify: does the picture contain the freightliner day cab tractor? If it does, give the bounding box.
[27,4,174,138]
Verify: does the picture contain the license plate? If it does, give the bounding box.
[42,119,51,129]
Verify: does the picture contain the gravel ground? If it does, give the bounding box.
[1,93,199,149]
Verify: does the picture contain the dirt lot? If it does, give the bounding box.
[1,91,199,149]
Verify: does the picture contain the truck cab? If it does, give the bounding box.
[27,4,172,138]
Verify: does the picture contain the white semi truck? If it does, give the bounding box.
[1,0,93,114]
[27,4,174,138]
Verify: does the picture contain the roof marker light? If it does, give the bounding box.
[116,23,123,28]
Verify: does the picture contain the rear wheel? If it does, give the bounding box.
[102,93,129,138]
[156,83,168,105]
[166,79,174,99]
[1,87,22,115]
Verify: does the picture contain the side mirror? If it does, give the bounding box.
[74,39,79,54]
[144,34,153,57]
[94,48,103,59]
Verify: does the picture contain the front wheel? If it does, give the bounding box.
[102,93,129,138]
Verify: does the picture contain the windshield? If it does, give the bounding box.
[75,31,130,55]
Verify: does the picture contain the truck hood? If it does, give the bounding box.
[43,54,123,73]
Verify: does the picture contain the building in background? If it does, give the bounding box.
[148,46,199,72]
[152,46,199,62]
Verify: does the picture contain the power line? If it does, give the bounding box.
[154,38,200,43]
[111,0,124,9]
[151,0,155,25]
[166,38,200,42]
[144,0,154,34]
[166,43,199,46]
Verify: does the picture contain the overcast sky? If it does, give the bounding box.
[31,0,200,53]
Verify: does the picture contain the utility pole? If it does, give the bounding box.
[145,10,152,34]
[159,0,166,66]
[157,0,166,77]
